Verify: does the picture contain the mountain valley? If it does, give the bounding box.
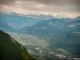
[0,12,80,60]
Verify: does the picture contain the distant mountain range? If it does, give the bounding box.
[19,17,80,36]
[0,12,79,31]
[0,12,55,30]
[0,22,16,32]
[0,30,35,60]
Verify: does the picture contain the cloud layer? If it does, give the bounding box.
[0,0,80,18]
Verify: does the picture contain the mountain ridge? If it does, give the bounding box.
[0,30,35,60]
[0,22,16,32]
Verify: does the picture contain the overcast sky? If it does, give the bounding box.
[0,0,80,18]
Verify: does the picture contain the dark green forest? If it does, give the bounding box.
[0,30,35,60]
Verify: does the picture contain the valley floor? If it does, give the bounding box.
[8,32,80,60]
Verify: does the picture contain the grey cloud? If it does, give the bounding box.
[0,0,15,5]
[0,0,80,18]
[0,0,79,6]
[26,0,80,6]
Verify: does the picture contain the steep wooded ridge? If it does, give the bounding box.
[0,30,35,60]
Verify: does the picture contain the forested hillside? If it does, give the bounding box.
[0,30,35,60]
